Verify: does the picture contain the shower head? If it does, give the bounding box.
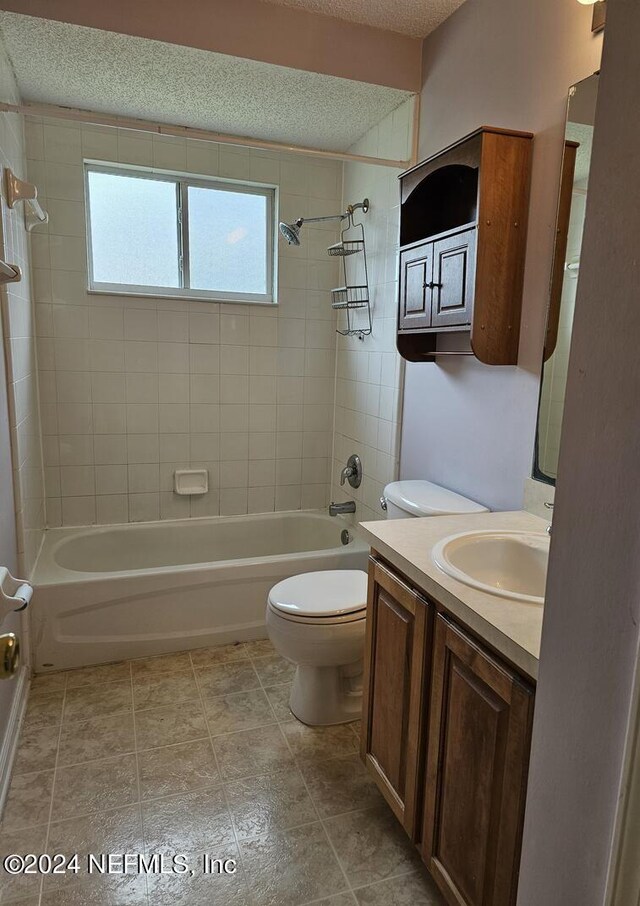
[278,200,369,246]
[279,219,303,246]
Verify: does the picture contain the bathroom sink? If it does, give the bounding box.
[432,530,549,604]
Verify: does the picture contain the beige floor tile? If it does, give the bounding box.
[40,874,148,905]
[46,805,143,883]
[280,720,359,763]
[22,691,64,730]
[190,642,248,668]
[225,770,317,841]
[324,805,422,888]
[240,821,348,906]
[243,638,275,657]
[0,823,47,902]
[2,770,54,830]
[133,671,199,710]
[264,683,293,721]
[350,719,362,738]
[204,689,276,736]
[141,786,234,857]
[30,672,68,695]
[213,724,295,781]
[130,651,192,678]
[134,701,208,751]
[195,662,261,698]
[51,753,138,821]
[300,754,383,817]
[63,681,132,723]
[146,844,250,905]
[138,738,219,800]
[12,724,60,775]
[251,654,296,686]
[353,870,445,905]
[57,712,135,766]
[65,661,131,689]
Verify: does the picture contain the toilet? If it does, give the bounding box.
[266,480,488,726]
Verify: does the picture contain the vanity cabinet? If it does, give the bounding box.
[422,616,534,906]
[360,557,432,838]
[361,555,535,906]
[397,127,533,365]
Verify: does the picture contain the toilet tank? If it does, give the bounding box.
[383,480,488,519]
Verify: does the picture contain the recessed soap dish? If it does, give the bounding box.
[174,469,208,496]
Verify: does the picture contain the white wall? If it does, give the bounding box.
[26,121,342,524]
[331,99,411,522]
[400,0,602,511]
[0,40,44,574]
[518,0,640,899]
[0,33,36,796]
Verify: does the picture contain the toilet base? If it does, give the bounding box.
[289,662,363,726]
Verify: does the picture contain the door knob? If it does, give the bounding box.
[425,281,443,290]
[0,633,20,679]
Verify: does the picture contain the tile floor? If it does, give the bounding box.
[0,640,444,905]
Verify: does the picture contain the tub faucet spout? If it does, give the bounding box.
[329,501,356,516]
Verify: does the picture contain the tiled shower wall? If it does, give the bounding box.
[0,42,44,571]
[25,120,342,525]
[331,100,410,522]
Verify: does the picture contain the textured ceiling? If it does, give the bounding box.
[0,13,413,152]
[258,0,467,37]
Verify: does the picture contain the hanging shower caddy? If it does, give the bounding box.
[328,202,372,340]
[278,197,372,340]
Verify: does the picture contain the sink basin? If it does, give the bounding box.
[432,530,549,604]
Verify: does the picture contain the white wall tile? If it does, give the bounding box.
[24,121,346,525]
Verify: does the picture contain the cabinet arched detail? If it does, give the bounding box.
[397,127,533,366]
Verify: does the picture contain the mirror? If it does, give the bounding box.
[534,73,599,484]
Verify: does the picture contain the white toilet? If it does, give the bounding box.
[266,480,488,726]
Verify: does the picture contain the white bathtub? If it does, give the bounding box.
[31,510,368,672]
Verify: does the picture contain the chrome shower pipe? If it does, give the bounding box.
[279,198,369,245]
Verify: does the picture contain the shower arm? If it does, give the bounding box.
[298,199,369,227]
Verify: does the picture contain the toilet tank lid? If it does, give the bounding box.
[383,480,489,517]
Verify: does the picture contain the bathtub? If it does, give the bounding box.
[31,510,369,672]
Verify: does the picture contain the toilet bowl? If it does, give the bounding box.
[266,481,487,727]
[266,569,367,726]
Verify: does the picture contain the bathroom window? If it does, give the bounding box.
[84,163,276,304]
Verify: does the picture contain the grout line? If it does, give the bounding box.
[190,648,254,902]
[129,664,149,906]
[277,723,354,899]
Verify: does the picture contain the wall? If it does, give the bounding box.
[331,100,411,521]
[518,1,640,900]
[26,120,342,524]
[0,34,35,799]
[0,39,43,573]
[400,0,602,511]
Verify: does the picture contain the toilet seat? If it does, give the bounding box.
[268,570,367,623]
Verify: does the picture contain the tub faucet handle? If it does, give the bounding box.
[340,454,362,489]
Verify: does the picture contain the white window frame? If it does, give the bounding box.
[84,162,277,305]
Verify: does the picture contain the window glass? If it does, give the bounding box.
[188,185,268,296]
[87,170,180,288]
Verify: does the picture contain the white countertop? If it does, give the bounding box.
[359,510,548,681]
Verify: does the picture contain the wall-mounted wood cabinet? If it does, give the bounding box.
[397,127,533,365]
[361,555,535,906]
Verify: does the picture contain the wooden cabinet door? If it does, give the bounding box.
[422,616,534,906]
[399,243,433,330]
[430,229,476,328]
[361,557,431,839]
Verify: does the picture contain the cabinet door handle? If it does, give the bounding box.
[424,281,443,290]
